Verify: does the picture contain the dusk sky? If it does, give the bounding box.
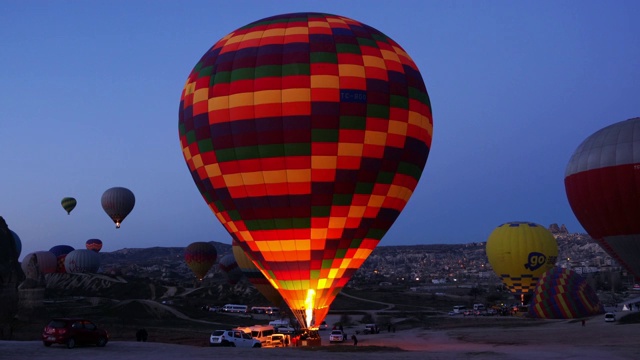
[2,1,639,261]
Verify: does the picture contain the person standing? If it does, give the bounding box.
[351,334,358,346]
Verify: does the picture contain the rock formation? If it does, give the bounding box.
[0,216,25,339]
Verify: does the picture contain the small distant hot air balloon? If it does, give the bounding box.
[486,222,558,302]
[529,267,603,319]
[184,242,218,280]
[85,239,103,252]
[61,197,77,215]
[49,245,75,273]
[101,187,135,228]
[178,12,433,328]
[565,117,640,279]
[64,249,100,273]
[232,240,283,307]
[21,251,57,274]
[218,253,243,285]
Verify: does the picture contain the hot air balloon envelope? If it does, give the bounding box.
[529,267,603,319]
[49,245,75,273]
[61,197,77,215]
[233,240,283,307]
[101,187,135,228]
[65,249,100,273]
[565,117,640,279]
[178,12,433,328]
[486,222,558,297]
[86,239,103,252]
[184,242,217,280]
[21,251,57,275]
[218,253,243,285]
[10,230,21,258]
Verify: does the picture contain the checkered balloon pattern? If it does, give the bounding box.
[179,12,432,326]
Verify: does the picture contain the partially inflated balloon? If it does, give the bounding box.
[529,267,603,319]
[179,12,432,327]
[65,249,100,273]
[21,251,57,274]
[61,197,77,215]
[486,222,558,298]
[85,239,103,252]
[565,117,640,279]
[184,242,218,280]
[233,240,283,307]
[101,187,135,228]
[218,253,243,285]
[49,245,75,273]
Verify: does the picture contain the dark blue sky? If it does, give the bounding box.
[2,1,639,260]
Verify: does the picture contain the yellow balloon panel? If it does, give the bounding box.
[486,222,558,295]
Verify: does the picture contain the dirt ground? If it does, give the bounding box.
[2,314,639,360]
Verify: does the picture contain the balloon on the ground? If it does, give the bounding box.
[218,253,243,285]
[101,187,135,228]
[232,240,283,307]
[21,251,57,274]
[565,117,640,279]
[49,245,75,273]
[178,12,433,328]
[486,222,558,297]
[61,197,77,215]
[528,267,604,319]
[184,241,218,280]
[64,249,100,273]
[85,239,103,252]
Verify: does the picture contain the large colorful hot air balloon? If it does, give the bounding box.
[528,267,603,319]
[565,117,640,280]
[486,222,558,301]
[218,253,243,285]
[85,239,103,252]
[64,249,100,273]
[178,12,432,328]
[21,251,57,275]
[232,240,284,307]
[61,197,77,215]
[49,245,75,273]
[184,241,218,280]
[101,187,135,228]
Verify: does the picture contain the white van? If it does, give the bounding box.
[452,305,467,314]
[265,307,280,315]
[473,304,486,311]
[236,325,275,345]
[222,304,248,313]
[268,319,295,333]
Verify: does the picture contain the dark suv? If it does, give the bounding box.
[42,318,109,348]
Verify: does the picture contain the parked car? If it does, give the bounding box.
[363,324,379,334]
[319,321,328,330]
[209,329,262,347]
[329,330,346,342]
[604,313,616,322]
[42,318,109,348]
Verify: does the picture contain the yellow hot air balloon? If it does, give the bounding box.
[232,240,284,308]
[486,222,558,302]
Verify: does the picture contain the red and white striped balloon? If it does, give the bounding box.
[565,117,640,278]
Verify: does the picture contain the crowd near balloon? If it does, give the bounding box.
[2,11,638,329]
